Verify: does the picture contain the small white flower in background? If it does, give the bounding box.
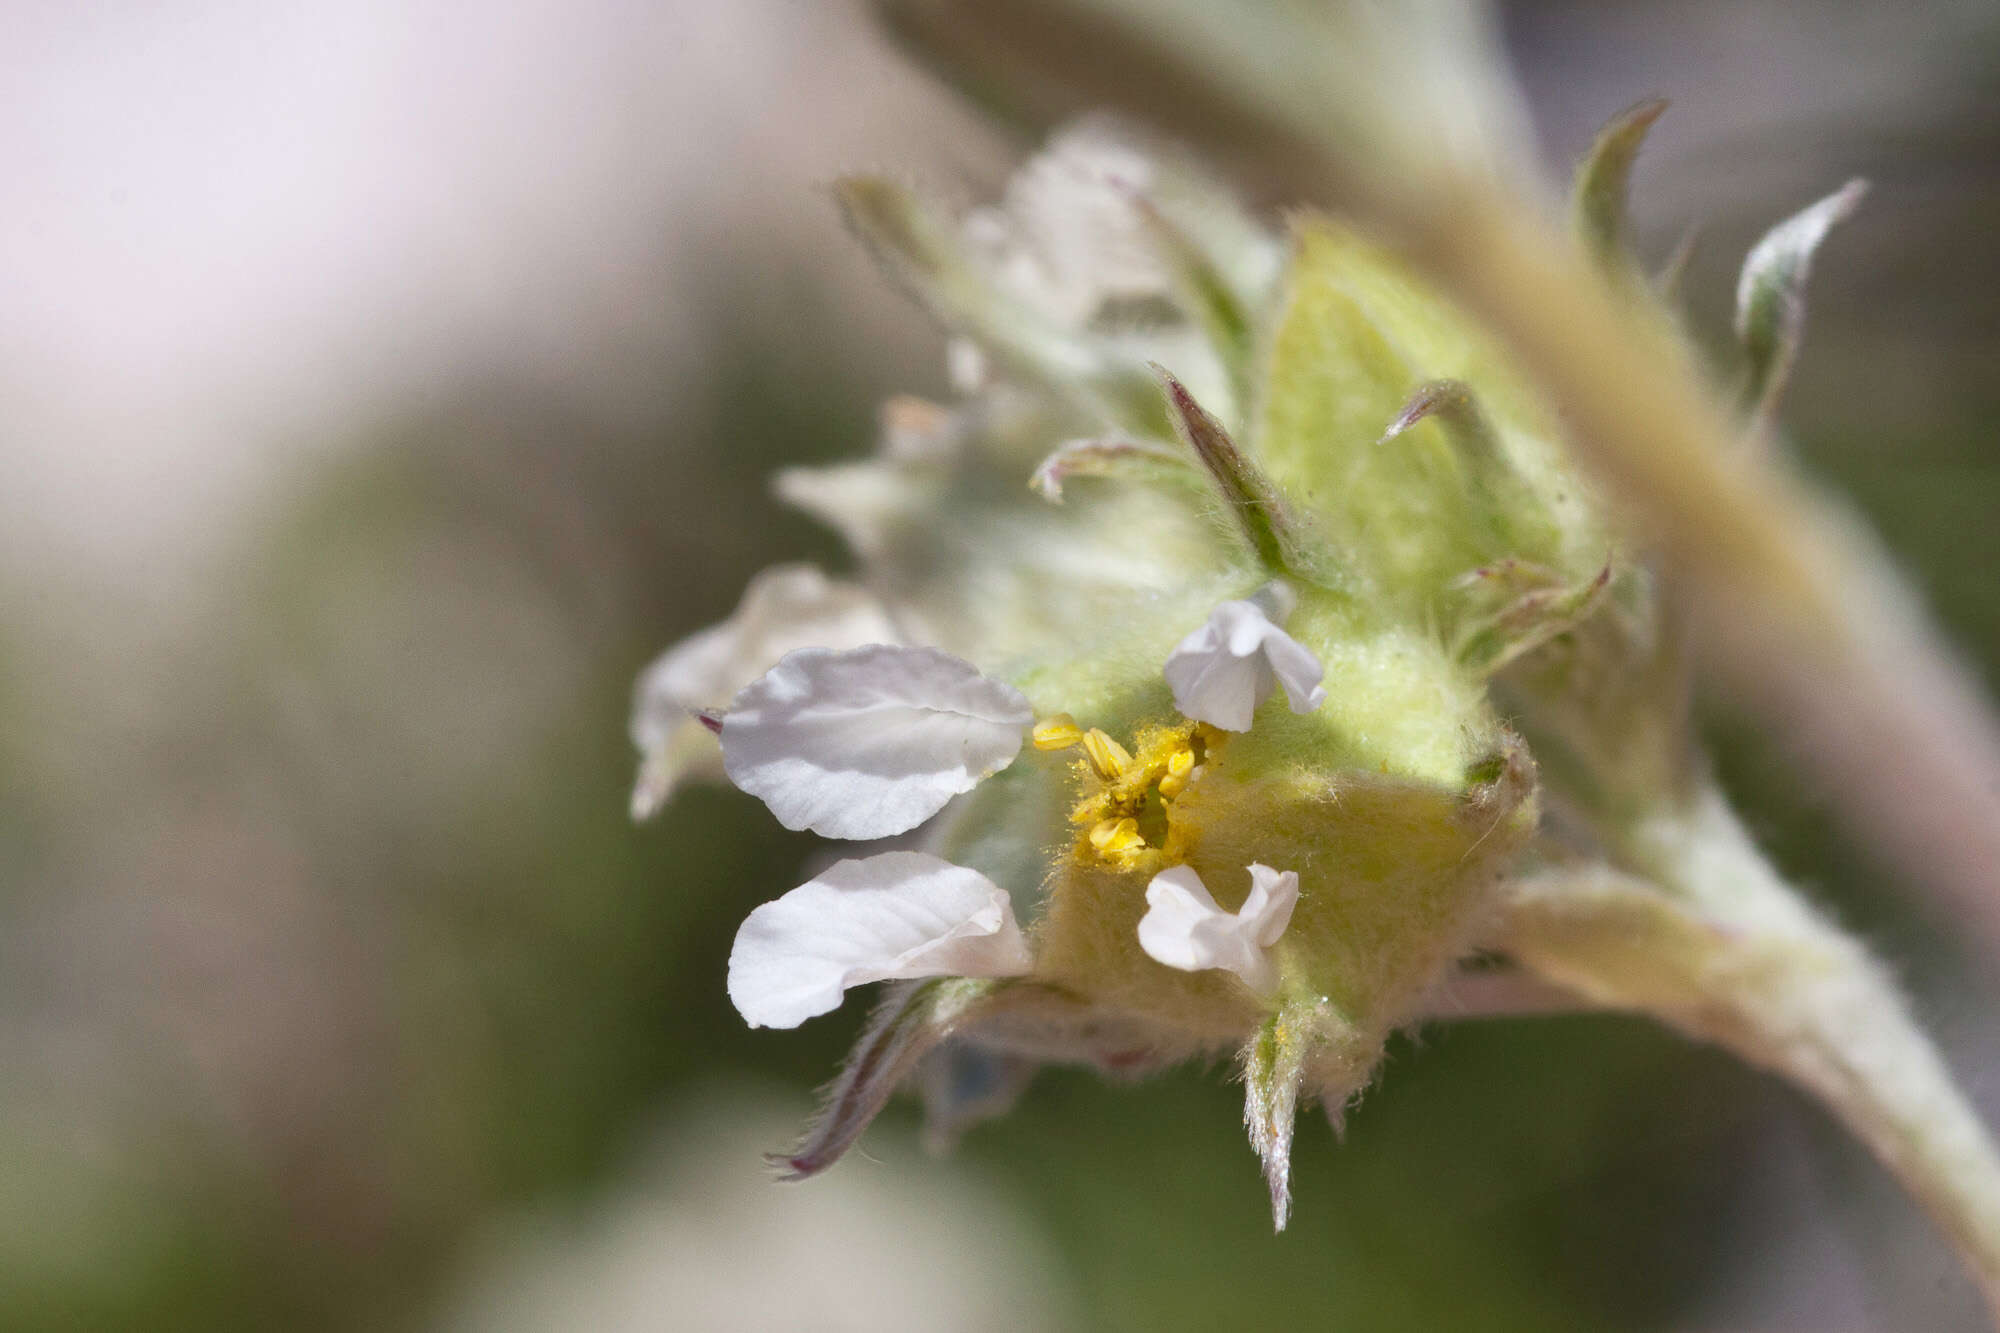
[728,851,1035,1030]
[629,565,898,819]
[719,644,1034,840]
[962,121,1166,331]
[1138,864,1300,996]
[1163,587,1327,731]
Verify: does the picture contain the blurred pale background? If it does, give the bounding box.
[2,1,1997,1329]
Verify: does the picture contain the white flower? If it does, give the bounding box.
[728,851,1035,1029]
[1138,863,1300,996]
[1162,589,1327,731]
[720,644,1034,840]
[963,120,1166,331]
[629,564,899,820]
[966,117,1281,342]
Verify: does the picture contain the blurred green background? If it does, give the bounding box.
[2,2,1997,1329]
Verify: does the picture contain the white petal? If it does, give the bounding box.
[1241,864,1303,949]
[1138,863,1299,996]
[1162,598,1327,731]
[974,118,1283,340]
[1135,865,1228,970]
[629,565,899,818]
[721,644,1033,840]
[728,852,1034,1029]
[1261,631,1329,716]
[773,459,935,567]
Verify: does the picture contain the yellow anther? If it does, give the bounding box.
[1157,747,1196,800]
[1081,728,1134,780]
[1088,816,1144,854]
[1033,713,1084,751]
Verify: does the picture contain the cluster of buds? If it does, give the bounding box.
[628,100,2000,1304]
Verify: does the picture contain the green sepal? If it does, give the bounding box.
[1450,559,1613,678]
[1155,365,1313,578]
[1242,999,1341,1230]
[1734,179,1868,423]
[1029,434,1196,504]
[774,977,995,1180]
[1255,219,1605,620]
[1570,97,1669,277]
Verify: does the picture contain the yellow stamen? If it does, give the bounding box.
[1088,816,1144,854]
[1081,728,1134,780]
[1033,713,1084,751]
[1059,722,1225,864]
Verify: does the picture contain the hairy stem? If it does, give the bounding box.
[1497,792,2000,1319]
[1421,966,1600,1020]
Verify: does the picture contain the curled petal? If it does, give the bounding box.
[1137,863,1299,996]
[1162,596,1326,731]
[629,565,897,819]
[721,645,1033,839]
[728,852,1034,1030]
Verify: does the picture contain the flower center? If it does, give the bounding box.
[1034,714,1223,867]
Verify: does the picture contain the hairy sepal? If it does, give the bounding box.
[774,977,995,1180]
[1257,220,1605,619]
